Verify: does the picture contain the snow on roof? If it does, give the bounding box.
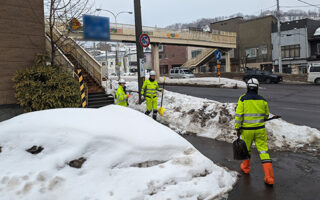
[315,27,320,36]
[0,106,237,200]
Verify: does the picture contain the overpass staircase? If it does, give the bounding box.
[182,49,217,69]
[45,22,114,108]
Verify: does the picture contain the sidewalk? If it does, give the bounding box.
[185,134,320,200]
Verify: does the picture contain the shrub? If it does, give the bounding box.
[13,54,81,112]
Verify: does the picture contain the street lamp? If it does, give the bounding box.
[96,9,132,79]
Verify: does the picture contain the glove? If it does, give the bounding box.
[126,94,130,98]
[236,129,241,137]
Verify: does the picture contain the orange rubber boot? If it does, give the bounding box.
[262,163,274,185]
[240,160,250,174]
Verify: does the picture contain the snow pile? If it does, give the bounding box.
[0,106,237,200]
[115,81,320,153]
[161,77,246,88]
[108,75,246,89]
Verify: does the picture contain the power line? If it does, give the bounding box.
[282,4,320,8]
[296,0,320,9]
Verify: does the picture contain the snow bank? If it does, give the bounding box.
[117,81,320,153]
[108,75,246,89]
[0,106,237,200]
[162,77,246,89]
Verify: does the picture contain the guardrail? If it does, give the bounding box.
[109,23,236,44]
[57,21,236,46]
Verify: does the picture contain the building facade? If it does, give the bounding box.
[239,16,277,71]
[308,27,320,66]
[272,19,320,74]
[156,45,188,75]
[210,16,277,72]
[211,17,242,72]
[0,0,45,104]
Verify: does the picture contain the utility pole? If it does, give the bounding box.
[277,0,283,73]
[134,0,143,103]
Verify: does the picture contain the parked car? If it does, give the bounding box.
[307,64,320,85]
[169,68,195,79]
[243,70,282,84]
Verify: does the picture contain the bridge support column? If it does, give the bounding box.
[226,51,231,72]
[152,43,160,81]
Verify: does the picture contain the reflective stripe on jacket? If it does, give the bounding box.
[235,92,269,130]
[115,85,128,107]
[141,79,161,98]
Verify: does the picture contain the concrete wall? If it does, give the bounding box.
[0,0,45,104]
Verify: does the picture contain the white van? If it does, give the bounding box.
[307,64,320,85]
[169,68,195,79]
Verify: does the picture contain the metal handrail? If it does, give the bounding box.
[45,20,103,87]
[182,49,216,68]
[45,34,89,106]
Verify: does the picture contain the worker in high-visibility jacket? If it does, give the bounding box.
[235,78,274,185]
[115,79,130,107]
[141,71,162,120]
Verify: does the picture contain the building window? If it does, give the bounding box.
[281,45,300,58]
[192,50,202,58]
[160,65,168,74]
[200,66,206,72]
[165,54,168,59]
[159,54,162,59]
[261,46,267,55]
[159,45,164,52]
[245,48,257,58]
[317,43,320,54]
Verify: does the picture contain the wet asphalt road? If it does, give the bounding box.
[184,135,320,200]
[165,83,320,130]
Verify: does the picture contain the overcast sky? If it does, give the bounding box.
[93,0,320,27]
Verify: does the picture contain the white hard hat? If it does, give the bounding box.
[119,79,126,84]
[150,71,156,76]
[247,78,259,88]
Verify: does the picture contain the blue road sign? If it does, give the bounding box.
[83,15,110,41]
[214,50,221,60]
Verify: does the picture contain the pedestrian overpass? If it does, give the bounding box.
[47,22,236,107]
[61,23,236,49]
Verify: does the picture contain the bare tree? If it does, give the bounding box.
[44,0,93,66]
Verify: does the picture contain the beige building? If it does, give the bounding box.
[0,0,45,104]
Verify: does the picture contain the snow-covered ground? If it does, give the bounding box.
[109,75,246,89]
[0,106,237,200]
[107,80,320,154]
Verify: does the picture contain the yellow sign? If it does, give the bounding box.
[69,18,81,31]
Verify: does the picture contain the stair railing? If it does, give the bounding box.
[45,34,89,107]
[45,20,103,88]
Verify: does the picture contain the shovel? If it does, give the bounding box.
[158,77,166,116]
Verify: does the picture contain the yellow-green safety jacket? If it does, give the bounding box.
[235,91,269,130]
[115,85,128,107]
[141,79,162,98]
